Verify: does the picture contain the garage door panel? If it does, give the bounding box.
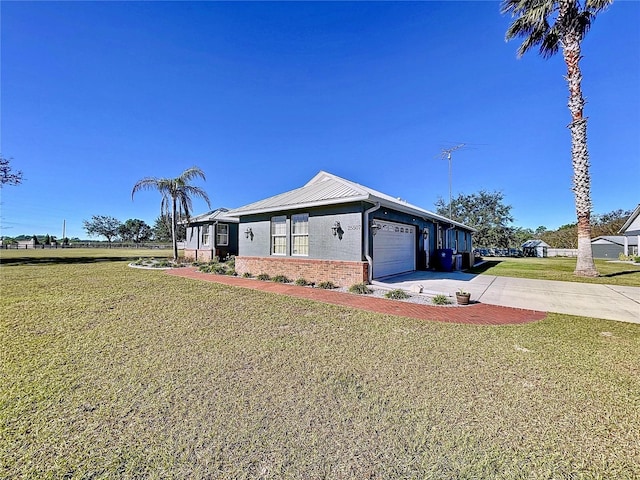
[372,221,415,278]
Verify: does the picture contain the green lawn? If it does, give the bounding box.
[469,256,640,287]
[1,250,639,478]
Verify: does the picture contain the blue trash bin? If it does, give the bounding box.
[437,248,454,272]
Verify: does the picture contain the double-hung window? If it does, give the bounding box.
[271,216,287,255]
[216,224,229,246]
[201,226,210,246]
[291,214,309,256]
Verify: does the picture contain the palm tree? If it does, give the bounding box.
[502,0,612,277]
[132,166,211,260]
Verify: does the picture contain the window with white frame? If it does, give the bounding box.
[291,213,309,256]
[201,226,210,246]
[271,216,287,255]
[216,224,229,246]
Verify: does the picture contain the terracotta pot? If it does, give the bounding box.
[456,293,471,305]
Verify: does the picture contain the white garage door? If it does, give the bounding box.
[372,220,416,278]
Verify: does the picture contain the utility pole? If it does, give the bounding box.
[440,144,466,220]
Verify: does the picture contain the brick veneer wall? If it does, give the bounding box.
[235,256,368,287]
[184,249,215,262]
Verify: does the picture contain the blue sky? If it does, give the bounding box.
[1,1,638,240]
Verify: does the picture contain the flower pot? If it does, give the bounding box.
[456,293,471,305]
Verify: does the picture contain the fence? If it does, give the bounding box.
[1,243,172,250]
[547,248,578,257]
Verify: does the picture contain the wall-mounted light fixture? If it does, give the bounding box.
[371,222,381,235]
[244,227,254,241]
[422,227,429,240]
[331,221,341,236]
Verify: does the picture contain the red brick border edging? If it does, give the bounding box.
[166,268,547,326]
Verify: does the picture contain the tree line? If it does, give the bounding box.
[436,191,632,250]
[81,215,186,246]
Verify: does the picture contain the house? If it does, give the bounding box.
[591,236,638,259]
[183,208,239,262]
[522,239,549,257]
[618,204,640,256]
[226,171,475,287]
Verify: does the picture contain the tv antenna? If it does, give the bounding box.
[439,143,466,220]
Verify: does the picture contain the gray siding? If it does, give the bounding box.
[592,244,623,259]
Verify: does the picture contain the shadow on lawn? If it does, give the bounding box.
[0,256,146,266]
[467,260,501,274]
[599,269,640,279]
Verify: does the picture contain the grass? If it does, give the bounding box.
[1,249,640,478]
[469,256,640,286]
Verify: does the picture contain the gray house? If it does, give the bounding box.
[591,236,638,259]
[183,208,239,262]
[618,204,640,256]
[227,171,475,287]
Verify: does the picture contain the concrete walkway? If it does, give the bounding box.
[375,271,640,324]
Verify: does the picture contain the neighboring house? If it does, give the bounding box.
[618,204,640,256]
[183,208,239,262]
[591,236,638,259]
[226,171,475,287]
[522,240,549,258]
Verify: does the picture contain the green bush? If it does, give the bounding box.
[349,282,373,295]
[385,289,410,300]
[257,273,270,281]
[432,294,451,305]
[272,275,291,283]
[635,256,640,263]
[295,278,309,286]
[317,281,336,289]
[242,272,253,278]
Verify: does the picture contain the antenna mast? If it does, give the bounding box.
[440,143,466,220]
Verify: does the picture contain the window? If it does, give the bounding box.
[291,214,309,256]
[201,226,210,246]
[216,224,229,246]
[271,216,287,255]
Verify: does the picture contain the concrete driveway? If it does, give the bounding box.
[374,270,640,324]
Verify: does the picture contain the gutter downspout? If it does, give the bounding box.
[364,202,381,283]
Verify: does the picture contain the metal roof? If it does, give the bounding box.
[186,208,239,224]
[227,171,474,231]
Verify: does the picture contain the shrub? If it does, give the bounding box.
[242,272,253,278]
[295,278,309,286]
[635,256,640,263]
[349,282,373,295]
[432,294,451,305]
[257,273,270,281]
[272,275,291,283]
[317,281,336,289]
[385,289,410,300]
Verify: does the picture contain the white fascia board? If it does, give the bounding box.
[226,195,371,217]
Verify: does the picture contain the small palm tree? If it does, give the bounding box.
[132,166,211,260]
[502,0,612,277]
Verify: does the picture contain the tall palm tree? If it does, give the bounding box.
[502,0,612,277]
[132,166,211,260]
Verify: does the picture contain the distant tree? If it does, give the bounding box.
[435,190,515,248]
[513,226,535,247]
[31,235,39,245]
[44,234,51,246]
[0,156,23,187]
[152,215,185,243]
[82,215,122,247]
[502,0,612,277]
[534,226,548,238]
[132,167,211,260]
[119,219,153,244]
[592,209,632,236]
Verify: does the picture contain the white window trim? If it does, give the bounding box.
[216,224,229,246]
[291,213,309,257]
[201,226,210,246]
[271,216,287,256]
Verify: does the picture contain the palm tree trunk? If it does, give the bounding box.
[562,11,598,277]
[171,197,178,261]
